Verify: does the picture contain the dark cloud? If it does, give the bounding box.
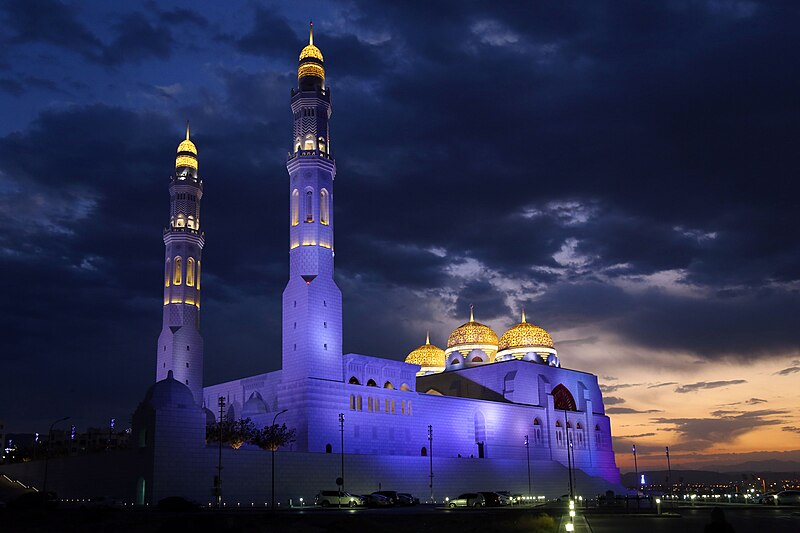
[600,383,640,393]
[746,398,767,405]
[783,426,800,435]
[674,380,747,394]
[653,410,788,451]
[619,432,656,439]
[607,407,662,415]
[775,366,800,376]
[100,13,174,66]
[648,382,677,389]
[604,396,626,405]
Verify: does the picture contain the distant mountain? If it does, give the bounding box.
[621,467,799,486]
[704,460,800,473]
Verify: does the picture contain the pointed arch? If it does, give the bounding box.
[348,376,360,385]
[165,259,171,287]
[186,257,195,286]
[305,190,313,222]
[552,384,577,411]
[291,189,299,226]
[196,261,201,290]
[173,256,182,285]
[319,188,330,225]
[366,379,377,387]
[304,134,315,151]
[383,381,394,389]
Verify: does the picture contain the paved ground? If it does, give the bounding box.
[1,503,798,532]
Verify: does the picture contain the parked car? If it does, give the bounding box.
[448,493,485,507]
[758,493,777,505]
[362,493,393,507]
[314,491,364,507]
[8,491,59,510]
[374,490,416,505]
[478,492,503,507]
[776,490,800,505]
[494,491,515,505]
[398,493,419,505]
[157,496,201,511]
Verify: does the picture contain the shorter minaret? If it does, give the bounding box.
[155,123,205,405]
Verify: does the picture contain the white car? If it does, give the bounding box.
[448,493,485,507]
[315,491,364,507]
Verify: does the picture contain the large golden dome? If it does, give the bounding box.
[498,309,554,350]
[405,333,446,368]
[175,122,198,170]
[447,307,499,348]
[298,22,325,82]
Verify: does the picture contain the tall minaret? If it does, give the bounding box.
[156,124,205,404]
[282,23,343,383]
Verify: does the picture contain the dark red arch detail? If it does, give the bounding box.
[553,384,577,411]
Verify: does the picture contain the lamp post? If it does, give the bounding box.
[338,413,345,508]
[271,408,288,512]
[665,446,671,497]
[564,410,574,500]
[632,444,639,510]
[427,425,434,503]
[42,416,70,494]
[216,396,225,508]
[524,434,531,503]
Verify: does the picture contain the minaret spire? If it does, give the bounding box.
[521,307,526,323]
[469,304,475,322]
[425,331,431,345]
[309,21,314,45]
[185,120,190,140]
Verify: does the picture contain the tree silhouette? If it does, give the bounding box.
[206,418,258,449]
[253,423,296,452]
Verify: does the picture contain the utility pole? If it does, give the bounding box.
[338,413,345,508]
[428,425,434,503]
[665,446,671,496]
[216,396,225,508]
[524,435,532,503]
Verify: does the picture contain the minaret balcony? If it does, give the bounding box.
[287,150,334,162]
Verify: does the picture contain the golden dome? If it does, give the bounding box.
[405,333,446,368]
[447,306,499,348]
[498,309,554,351]
[176,122,198,170]
[298,22,325,82]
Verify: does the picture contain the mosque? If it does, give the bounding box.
[2,25,620,505]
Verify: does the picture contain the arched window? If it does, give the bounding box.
[400,383,411,391]
[471,356,483,363]
[555,420,562,428]
[421,447,427,456]
[366,379,377,387]
[165,259,171,287]
[196,261,201,290]
[357,396,363,411]
[304,134,315,151]
[173,256,182,285]
[318,138,326,153]
[348,376,360,385]
[186,258,195,286]
[295,138,301,153]
[325,443,332,453]
[383,381,394,389]
[552,384,577,411]
[368,397,373,411]
[451,359,461,365]
[187,215,196,230]
[291,189,299,226]
[305,190,313,222]
[350,394,355,410]
[176,214,186,228]
[320,188,329,225]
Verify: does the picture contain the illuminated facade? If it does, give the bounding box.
[155,124,205,405]
[130,25,620,504]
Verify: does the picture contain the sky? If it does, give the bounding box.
[0,0,798,472]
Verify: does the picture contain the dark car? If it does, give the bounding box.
[157,496,201,511]
[363,493,393,507]
[776,490,800,505]
[375,490,415,506]
[398,492,419,505]
[8,491,59,510]
[478,492,503,507]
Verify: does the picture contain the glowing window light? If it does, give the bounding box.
[291,190,299,226]
[320,188,330,225]
[173,256,182,285]
[186,258,195,286]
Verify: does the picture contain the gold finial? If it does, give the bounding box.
[469,304,474,322]
[309,21,313,46]
[521,308,526,323]
[425,331,430,345]
[185,120,190,140]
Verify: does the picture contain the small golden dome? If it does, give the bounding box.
[447,306,499,348]
[498,309,554,350]
[176,122,197,170]
[298,22,325,82]
[405,333,446,368]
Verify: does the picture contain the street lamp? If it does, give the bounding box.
[524,435,531,503]
[338,413,345,508]
[271,409,288,512]
[216,396,225,508]
[42,416,70,494]
[564,410,574,500]
[427,425,434,503]
[665,446,671,496]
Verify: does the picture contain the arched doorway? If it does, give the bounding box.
[474,411,486,458]
[552,384,577,411]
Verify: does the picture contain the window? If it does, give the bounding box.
[176,214,186,228]
[366,379,377,387]
[350,395,355,410]
[173,256,183,285]
[291,189,299,226]
[305,190,313,222]
[326,443,332,453]
[368,397,373,411]
[357,396,362,411]
[383,381,394,390]
[186,258,195,286]
[400,383,411,392]
[348,376,360,385]
[165,259,171,287]
[320,188,329,225]
[186,362,189,367]
[196,261,201,290]
[304,134,315,151]
[421,447,427,456]
[552,384,577,411]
